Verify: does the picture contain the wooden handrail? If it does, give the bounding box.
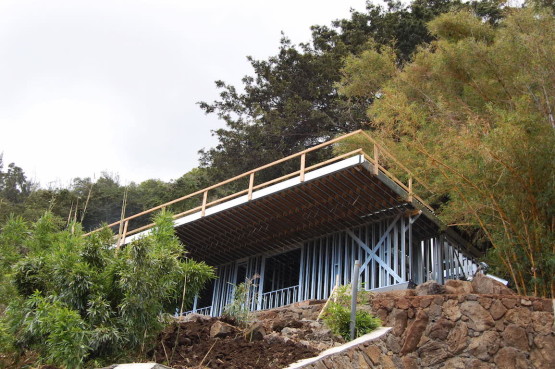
[360,131,433,193]
[83,130,434,238]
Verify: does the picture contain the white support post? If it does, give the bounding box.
[257,255,266,311]
[298,245,305,302]
[401,216,406,281]
[192,295,198,313]
[311,242,317,300]
[317,239,323,299]
[350,260,361,340]
[324,237,330,298]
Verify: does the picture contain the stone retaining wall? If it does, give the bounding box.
[286,287,554,368]
[369,292,554,368]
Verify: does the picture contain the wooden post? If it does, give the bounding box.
[115,220,129,250]
[408,177,413,202]
[300,153,306,182]
[373,145,379,175]
[201,191,208,217]
[350,260,361,341]
[248,173,255,200]
[119,220,129,249]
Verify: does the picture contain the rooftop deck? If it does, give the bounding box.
[85,130,479,264]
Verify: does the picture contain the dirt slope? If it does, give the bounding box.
[151,300,340,369]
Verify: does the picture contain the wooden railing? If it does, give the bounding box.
[84,129,434,245]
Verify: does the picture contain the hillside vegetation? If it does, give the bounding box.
[0,1,554,367]
[336,7,555,297]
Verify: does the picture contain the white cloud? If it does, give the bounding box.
[0,0,373,186]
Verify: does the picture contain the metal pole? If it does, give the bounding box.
[192,295,198,313]
[350,260,361,340]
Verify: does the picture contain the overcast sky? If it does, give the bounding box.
[0,0,375,188]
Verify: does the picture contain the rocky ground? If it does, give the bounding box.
[150,275,554,369]
[150,300,344,369]
[370,276,554,368]
[298,274,555,369]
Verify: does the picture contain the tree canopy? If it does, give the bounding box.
[0,0,510,231]
[198,0,505,183]
[338,7,555,297]
[1,0,551,300]
[0,212,215,368]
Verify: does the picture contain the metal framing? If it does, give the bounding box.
[194,212,478,317]
[82,130,482,318]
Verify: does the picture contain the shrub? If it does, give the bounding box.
[222,276,258,327]
[322,284,380,340]
[0,211,215,367]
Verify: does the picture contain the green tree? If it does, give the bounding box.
[338,7,555,297]
[0,211,215,367]
[0,156,33,223]
[198,0,505,184]
[0,157,32,204]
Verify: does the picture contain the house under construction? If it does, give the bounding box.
[86,130,480,317]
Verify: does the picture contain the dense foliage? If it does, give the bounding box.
[0,1,508,231]
[338,7,555,297]
[0,167,212,232]
[0,156,33,221]
[1,0,551,306]
[0,212,215,368]
[198,0,504,184]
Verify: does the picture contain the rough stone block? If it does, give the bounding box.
[401,355,418,369]
[396,297,410,310]
[415,280,445,296]
[392,309,408,336]
[385,334,401,354]
[364,345,382,365]
[419,296,434,308]
[443,299,462,321]
[445,279,473,295]
[209,320,236,338]
[531,334,555,368]
[471,273,515,295]
[428,317,455,340]
[501,297,517,309]
[447,321,469,354]
[489,299,507,320]
[502,324,529,351]
[417,341,450,367]
[478,296,492,310]
[380,353,396,369]
[531,311,554,335]
[400,310,428,355]
[460,301,495,331]
[244,323,266,341]
[466,331,500,361]
[494,347,530,369]
[504,307,532,327]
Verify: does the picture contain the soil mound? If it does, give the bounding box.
[152,316,319,369]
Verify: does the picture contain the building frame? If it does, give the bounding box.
[85,130,480,316]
